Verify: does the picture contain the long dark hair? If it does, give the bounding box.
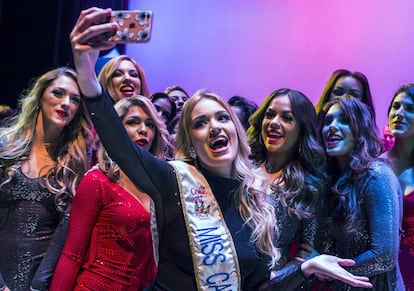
[316,69,375,119]
[319,97,382,232]
[248,88,327,218]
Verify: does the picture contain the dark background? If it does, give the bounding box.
[0,0,127,109]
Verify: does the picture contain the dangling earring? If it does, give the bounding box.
[189,146,197,160]
[297,142,302,156]
[259,135,264,146]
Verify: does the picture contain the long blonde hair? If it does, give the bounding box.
[0,67,94,211]
[98,55,150,101]
[175,89,280,268]
[97,95,170,182]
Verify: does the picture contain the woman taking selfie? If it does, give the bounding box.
[68,7,373,290]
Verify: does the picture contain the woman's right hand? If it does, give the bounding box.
[70,7,117,97]
[301,254,373,288]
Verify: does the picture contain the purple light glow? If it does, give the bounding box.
[127,0,414,129]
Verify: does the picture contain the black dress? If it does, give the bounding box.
[0,171,69,291]
[84,89,309,291]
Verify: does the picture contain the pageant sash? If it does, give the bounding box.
[169,161,241,291]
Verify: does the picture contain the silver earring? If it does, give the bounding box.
[190,146,197,160]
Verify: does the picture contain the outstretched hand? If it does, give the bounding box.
[302,254,373,288]
[70,7,117,97]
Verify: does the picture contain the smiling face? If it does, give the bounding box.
[261,95,300,159]
[122,105,155,152]
[190,98,238,177]
[322,103,355,157]
[388,92,414,139]
[39,75,81,130]
[109,60,142,101]
[330,76,363,100]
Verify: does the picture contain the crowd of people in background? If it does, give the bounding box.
[0,6,412,291]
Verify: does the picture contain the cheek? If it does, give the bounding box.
[321,128,328,141]
[345,134,356,148]
[148,130,156,143]
[191,130,206,144]
[290,129,300,144]
[111,77,120,87]
[70,102,80,113]
[407,114,414,123]
[68,107,79,123]
[124,126,136,139]
[260,120,268,135]
[40,95,57,108]
[286,123,299,135]
[133,78,141,91]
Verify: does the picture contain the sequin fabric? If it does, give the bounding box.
[83,88,314,290]
[269,188,319,290]
[400,191,414,290]
[271,197,318,269]
[322,162,403,290]
[50,169,157,291]
[0,172,62,291]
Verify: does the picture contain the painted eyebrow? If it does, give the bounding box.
[266,108,292,114]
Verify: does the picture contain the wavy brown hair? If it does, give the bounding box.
[315,69,375,120]
[247,88,327,219]
[319,97,383,233]
[97,95,170,182]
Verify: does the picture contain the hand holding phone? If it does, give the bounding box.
[108,10,153,43]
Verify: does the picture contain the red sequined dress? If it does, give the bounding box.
[401,190,414,290]
[50,169,157,291]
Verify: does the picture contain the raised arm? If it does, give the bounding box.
[70,7,116,97]
[70,7,168,197]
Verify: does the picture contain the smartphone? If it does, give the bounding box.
[108,10,153,43]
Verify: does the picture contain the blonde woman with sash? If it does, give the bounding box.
[69,7,373,290]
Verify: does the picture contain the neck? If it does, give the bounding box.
[388,138,414,175]
[265,152,290,174]
[260,163,282,181]
[199,162,232,178]
[264,161,282,174]
[334,155,350,172]
[391,138,414,159]
[35,111,61,146]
